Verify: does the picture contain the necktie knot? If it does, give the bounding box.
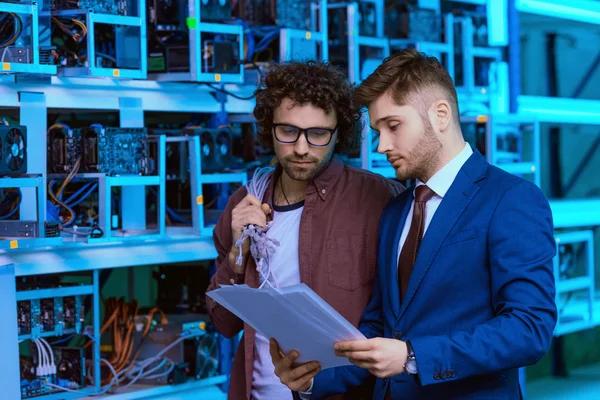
[415,185,436,203]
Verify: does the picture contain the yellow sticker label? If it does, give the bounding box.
[9,240,18,249]
[196,195,204,205]
[2,63,10,71]
[214,74,221,82]
[113,69,120,77]
[476,115,488,123]
[305,31,311,40]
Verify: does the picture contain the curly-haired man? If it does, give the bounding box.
[206,61,404,400]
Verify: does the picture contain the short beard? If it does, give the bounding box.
[280,149,335,182]
[395,118,442,182]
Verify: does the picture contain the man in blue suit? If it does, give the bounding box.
[270,49,557,399]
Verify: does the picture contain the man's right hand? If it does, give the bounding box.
[270,338,321,393]
[228,194,271,273]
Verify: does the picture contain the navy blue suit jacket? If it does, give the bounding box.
[311,151,557,399]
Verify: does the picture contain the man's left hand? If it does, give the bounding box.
[334,338,408,378]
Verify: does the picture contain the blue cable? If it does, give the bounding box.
[0,190,21,220]
[254,30,280,52]
[234,18,255,60]
[64,182,93,205]
[67,182,98,208]
[148,187,192,224]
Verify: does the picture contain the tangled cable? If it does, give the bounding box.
[234,167,280,288]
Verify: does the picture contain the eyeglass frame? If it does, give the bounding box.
[271,123,338,147]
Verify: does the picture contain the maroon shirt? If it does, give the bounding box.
[206,156,404,399]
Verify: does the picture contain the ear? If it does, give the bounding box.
[429,100,452,132]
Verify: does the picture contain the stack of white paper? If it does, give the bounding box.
[207,283,365,369]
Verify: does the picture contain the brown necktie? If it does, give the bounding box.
[398,185,436,300]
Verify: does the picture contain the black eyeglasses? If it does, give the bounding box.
[272,123,337,147]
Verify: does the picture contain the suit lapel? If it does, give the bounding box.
[397,152,487,320]
[384,191,413,320]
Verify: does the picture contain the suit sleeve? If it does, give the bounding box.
[310,204,390,399]
[206,190,247,338]
[410,181,557,385]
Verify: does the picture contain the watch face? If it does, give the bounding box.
[406,359,418,375]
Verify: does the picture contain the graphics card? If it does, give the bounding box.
[0,126,27,175]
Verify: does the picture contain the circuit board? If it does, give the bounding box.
[51,0,129,15]
[78,127,150,175]
[47,127,81,173]
[17,301,31,335]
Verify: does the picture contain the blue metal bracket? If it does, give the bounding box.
[459,115,541,187]
[389,14,455,84]
[516,0,600,26]
[151,0,244,83]
[553,230,596,336]
[0,174,45,238]
[184,135,247,237]
[453,15,503,95]
[0,2,57,75]
[345,2,390,83]
[81,135,167,243]
[54,3,147,79]
[0,263,20,400]
[283,0,330,62]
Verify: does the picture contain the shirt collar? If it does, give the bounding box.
[416,142,473,198]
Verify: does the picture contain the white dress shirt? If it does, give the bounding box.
[397,143,473,263]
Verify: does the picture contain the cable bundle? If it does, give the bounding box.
[234,167,280,288]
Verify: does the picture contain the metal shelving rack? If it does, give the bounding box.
[0,1,57,75]
[49,0,148,79]
[0,1,599,399]
[149,0,244,83]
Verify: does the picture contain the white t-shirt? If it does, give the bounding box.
[251,201,304,400]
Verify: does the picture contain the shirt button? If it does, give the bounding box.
[393,331,402,340]
[321,189,326,194]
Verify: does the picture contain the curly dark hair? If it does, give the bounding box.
[253,60,361,154]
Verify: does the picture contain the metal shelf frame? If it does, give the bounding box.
[0,174,47,243]
[461,114,541,187]
[149,0,244,83]
[51,4,148,80]
[0,1,57,75]
[516,0,600,26]
[279,1,330,62]
[553,230,596,337]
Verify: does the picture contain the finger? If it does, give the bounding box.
[269,338,283,363]
[243,194,262,207]
[281,350,299,370]
[287,361,320,382]
[289,368,320,392]
[334,340,373,352]
[237,208,268,228]
[336,350,374,361]
[261,203,272,216]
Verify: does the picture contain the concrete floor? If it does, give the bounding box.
[526,362,600,400]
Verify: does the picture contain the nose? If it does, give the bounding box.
[293,132,310,156]
[376,132,393,154]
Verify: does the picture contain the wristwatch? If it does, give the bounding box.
[404,341,418,375]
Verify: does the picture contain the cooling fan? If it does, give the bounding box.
[215,129,232,169]
[195,333,219,379]
[200,130,215,172]
[0,126,27,175]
